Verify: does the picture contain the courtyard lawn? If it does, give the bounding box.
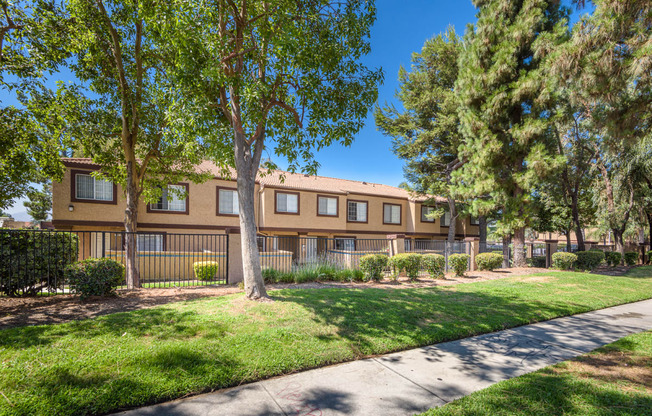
[1,267,651,415]
[420,330,652,416]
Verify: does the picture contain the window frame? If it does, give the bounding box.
[441,210,451,227]
[147,183,190,215]
[70,169,118,205]
[334,236,356,251]
[274,190,300,215]
[216,186,239,217]
[346,199,369,223]
[135,232,167,252]
[420,205,436,223]
[383,203,402,225]
[316,194,339,217]
[470,216,480,226]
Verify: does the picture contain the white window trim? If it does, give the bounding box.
[317,196,338,216]
[150,184,187,212]
[347,201,368,222]
[218,189,239,215]
[384,204,401,224]
[75,173,114,201]
[276,192,299,213]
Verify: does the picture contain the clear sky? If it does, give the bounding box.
[5,0,586,220]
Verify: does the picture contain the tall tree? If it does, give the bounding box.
[455,0,568,267]
[159,0,382,299]
[23,180,51,222]
[375,27,466,250]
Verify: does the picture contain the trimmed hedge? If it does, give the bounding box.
[552,252,577,270]
[605,251,622,267]
[575,250,605,271]
[65,258,125,299]
[389,253,422,280]
[527,256,546,268]
[359,254,389,281]
[475,252,503,271]
[422,254,445,279]
[449,253,470,277]
[0,230,79,297]
[624,251,639,266]
[193,261,219,281]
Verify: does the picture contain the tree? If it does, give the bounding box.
[160,0,382,299]
[454,0,569,267]
[375,27,466,250]
[23,180,51,222]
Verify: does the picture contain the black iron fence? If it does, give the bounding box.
[404,239,470,272]
[0,229,229,295]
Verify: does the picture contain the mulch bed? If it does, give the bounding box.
[591,265,638,276]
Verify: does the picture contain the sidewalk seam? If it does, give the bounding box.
[372,358,450,405]
[259,382,289,416]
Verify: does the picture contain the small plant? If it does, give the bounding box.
[552,252,577,270]
[647,250,652,264]
[65,258,125,299]
[193,261,219,281]
[262,268,281,284]
[475,252,503,271]
[389,253,422,280]
[421,254,445,278]
[624,251,639,266]
[575,250,605,271]
[527,256,546,268]
[449,253,470,277]
[605,251,622,267]
[359,254,389,281]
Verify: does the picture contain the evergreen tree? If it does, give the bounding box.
[24,181,52,222]
[455,0,569,267]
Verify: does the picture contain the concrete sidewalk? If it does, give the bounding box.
[115,299,652,416]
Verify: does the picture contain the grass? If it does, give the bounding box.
[1,267,651,415]
[420,330,652,416]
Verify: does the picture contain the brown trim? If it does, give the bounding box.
[274,190,300,215]
[382,202,402,226]
[216,186,239,217]
[346,199,369,223]
[63,160,102,170]
[52,219,230,231]
[70,169,118,205]
[420,204,436,223]
[262,186,410,201]
[316,194,339,217]
[263,185,345,196]
[147,183,190,215]
[346,191,407,201]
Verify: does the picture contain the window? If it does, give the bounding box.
[317,195,338,216]
[441,210,451,227]
[470,216,480,225]
[150,184,187,212]
[75,173,113,201]
[347,200,368,222]
[421,206,435,222]
[218,188,239,215]
[275,191,299,214]
[137,234,163,252]
[383,203,401,224]
[334,237,355,251]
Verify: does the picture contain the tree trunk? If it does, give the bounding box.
[513,227,526,267]
[502,234,511,268]
[124,160,140,289]
[647,212,652,246]
[478,216,487,245]
[570,193,585,251]
[446,196,457,248]
[566,230,572,252]
[613,228,625,263]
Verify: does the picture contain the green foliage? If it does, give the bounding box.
[574,250,605,271]
[421,254,445,279]
[65,258,125,299]
[389,253,422,280]
[527,256,547,268]
[475,252,503,271]
[552,252,577,270]
[448,253,469,277]
[605,251,622,267]
[0,230,78,296]
[359,254,389,281]
[624,252,639,266]
[647,251,652,264]
[23,181,52,222]
[261,264,364,284]
[192,261,219,281]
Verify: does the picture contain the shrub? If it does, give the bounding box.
[262,268,281,284]
[389,253,421,280]
[527,256,546,268]
[421,254,445,279]
[359,254,389,281]
[575,250,605,271]
[552,252,577,270]
[193,261,219,281]
[65,258,125,299]
[449,253,470,277]
[647,251,652,264]
[624,251,639,266]
[605,251,622,267]
[475,252,503,271]
[0,230,79,297]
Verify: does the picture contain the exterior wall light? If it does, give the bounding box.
[68,204,74,212]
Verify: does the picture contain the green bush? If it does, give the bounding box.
[575,250,605,270]
[624,251,639,266]
[65,258,125,299]
[193,261,219,281]
[337,268,364,282]
[647,251,652,264]
[389,253,422,280]
[475,252,503,271]
[605,251,622,267]
[449,253,470,277]
[0,230,79,297]
[552,252,577,270]
[527,256,546,268]
[358,254,389,281]
[421,254,445,279]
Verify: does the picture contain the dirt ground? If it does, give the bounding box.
[0,267,558,329]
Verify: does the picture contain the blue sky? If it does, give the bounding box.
[6,0,587,220]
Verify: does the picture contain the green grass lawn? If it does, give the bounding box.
[420,330,652,416]
[1,267,651,415]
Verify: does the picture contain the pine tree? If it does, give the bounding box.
[455,0,569,267]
